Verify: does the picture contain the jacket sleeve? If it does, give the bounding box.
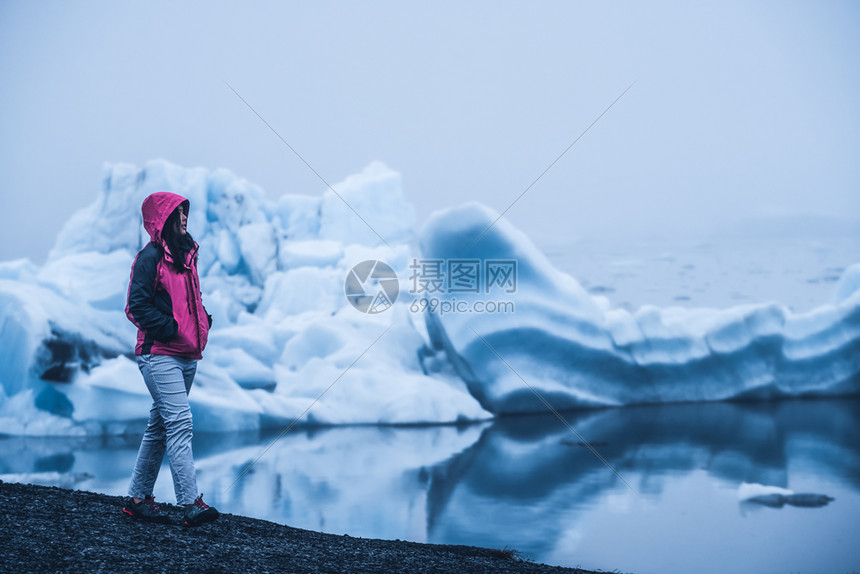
[126,245,178,341]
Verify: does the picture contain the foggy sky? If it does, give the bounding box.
[1,0,858,263]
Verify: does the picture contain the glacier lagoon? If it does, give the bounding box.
[1,159,859,571]
[1,398,858,573]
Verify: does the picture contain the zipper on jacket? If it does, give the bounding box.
[187,268,204,351]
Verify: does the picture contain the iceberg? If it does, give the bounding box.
[419,203,860,414]
[737,482,834,508]
[0,159,858,436]
[0,159,490,435]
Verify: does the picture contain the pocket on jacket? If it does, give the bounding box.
[152,289,177,341]
[153,289,173,317]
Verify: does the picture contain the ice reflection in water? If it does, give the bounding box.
[1,398,858,573]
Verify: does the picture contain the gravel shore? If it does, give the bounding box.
[0,481,608,573]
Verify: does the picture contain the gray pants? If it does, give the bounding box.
[128,354,199,505]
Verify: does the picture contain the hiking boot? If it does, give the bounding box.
[123,495,171,523]
[183,494,219,527]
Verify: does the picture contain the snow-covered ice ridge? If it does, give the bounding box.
[1,160,858,435]
[422,204,860,413]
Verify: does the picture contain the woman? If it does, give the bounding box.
[122,191,219,526]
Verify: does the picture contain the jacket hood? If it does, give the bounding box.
[141,192,189,244]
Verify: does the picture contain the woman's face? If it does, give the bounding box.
[174,205,188,236]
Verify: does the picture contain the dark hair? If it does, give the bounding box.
[162,204,196,272]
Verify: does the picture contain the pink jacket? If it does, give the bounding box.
[125,192,210,359]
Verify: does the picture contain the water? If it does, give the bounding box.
[2,398,859,573]
[536,228,860,312]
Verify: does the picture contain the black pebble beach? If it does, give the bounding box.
[0,481,609,574]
